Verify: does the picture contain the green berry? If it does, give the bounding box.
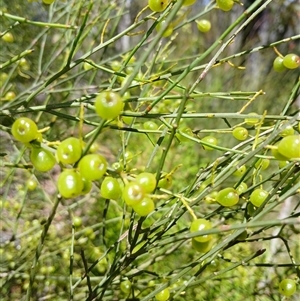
[279,279,297,297]
[202,136,218,150]
[56,137,82,165]
[249,188,268,207]
[95,91,124,120]
[122,182,145,206]
[57,169,83,199]
[12,117,38,143]
[216,187,239,207]
[30,147,56,172]
[148,0,169,12]
[196,20,211,33]
[100,177,122,200]
[273,57,287,72]
[132,197,155,216]
[283,53,300,69]
[78,154,107,181]
[190,218,212,242]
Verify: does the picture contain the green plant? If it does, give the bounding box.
[1,0,299,300]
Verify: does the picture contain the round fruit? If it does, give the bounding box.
[42,0,55,4]
[277,135,300,159]
[283,53,300,69]
[1,32,14,43]
[155,288,170,301]
[249,188,268,207]
[255,158,270,170]
[27,178,37,191]
[190,218,212,242]
[18,58,30,71]
[158,173,172,189]
[122,115,134,125]
[122,182,145,206]
[95,91,124,120]
[0,72,8,86]
[235,182,248,195]
[56,137,82,165]
[202,136,217,150]
[192,238,212,253]
[216,187,239,207]
[57,169,83,199]
[271,143,289,161]
[12,117,38,143]
[136,172,157,193]
[83,61,95,71]
[196,20,211,33]
[183,0,196,5]
[30,147,56,172]
[78,154,107,181]
[132,197,155,216]
[111,60,121,71]
[81,177,92,195]
[279,279,297,297]
[120,280,132,294]
[143,121,158,130]
[232,127,248,141]
[233,164,247,177]
[73,216,82,228]
[176,127,193,143]
[100,177,122,200]
[273,57,287,72]
[279,124,294,137]
[148,0,169,12]
[156,19,173,37]
[4,91,16,101]
[245,113,259,126]
[216,0,234,11]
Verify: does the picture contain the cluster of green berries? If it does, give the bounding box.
[273,53,300,72]
[122,173,157,216]
[10,91,126,199]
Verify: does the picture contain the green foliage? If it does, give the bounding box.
[1,0,299,300]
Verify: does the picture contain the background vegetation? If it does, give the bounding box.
[0,0,299,300]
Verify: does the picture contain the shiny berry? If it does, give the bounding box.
[95,91,124,120]
[202,136,218,150]
[216,0,234,11]
[12,117,38,143]
[277,135,300,159]
[148,0,169,12]
[279,279,297,297]
[136,172,157,193]
[232,127,248,140]
[57,169,83,199]
[196,20,211,33]
[216,187,239,207]
[122,182,145,206]
[78,154,107,181]
[30,147,56,172]
[190,218,212,242]
[56,137,82,165]
[273,57,286,72]
[249,188,268,207]
[132,197,155,216]
[100,177,122,200]
[283,53,300,69]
